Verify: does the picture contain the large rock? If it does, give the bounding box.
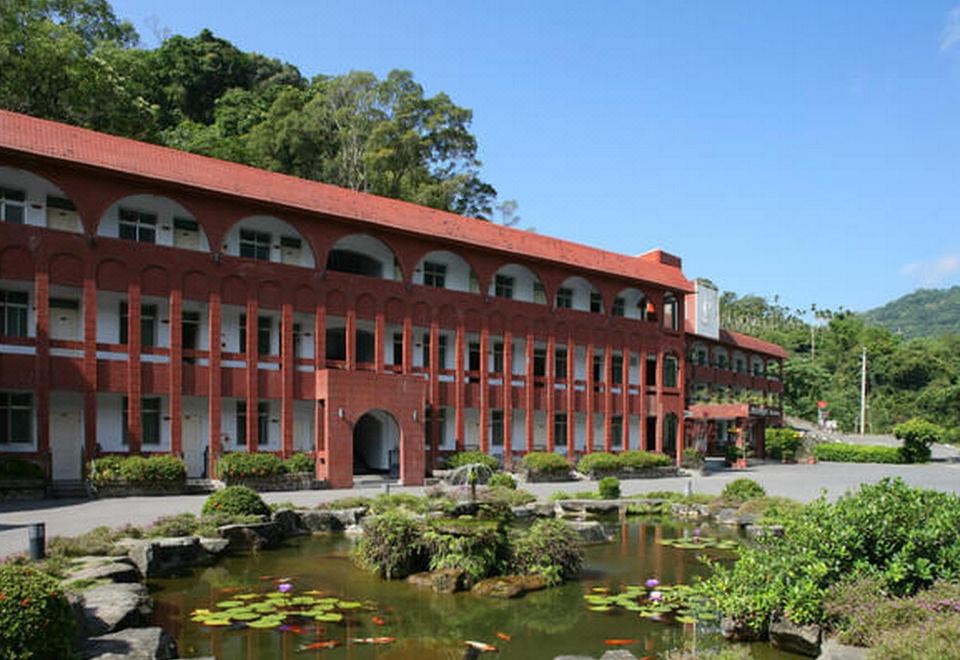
[744,524,785,540]
[81,626,178,660]
[66,557,140,584]
[217,521,283,550]
[531,502,558,517]
[76,582,152,637]
[198,537,230,556]
[566,520,610,544]
[451,501,481,517]
[600,652,638,660]
[720,616,765,642]
[472,575,547,599]
[817,638,869,660]
[122,537,213,578]
[272,509,309,536]
[406,568,469,593]
[715,508,741,526]
[770,614,822,657]
[299,510,346,532]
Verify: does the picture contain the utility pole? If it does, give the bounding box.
[859,346,867,435]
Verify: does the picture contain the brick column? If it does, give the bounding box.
[655,351,664,453]
[82,274,98,464]
[34,267,50,463]
[281,301,294,458]
[479,321,489,452]
[208,292,222,476]
[169,288,183,458]
[428,317,440,467]
[502,330,512,460]
[314,303,326,369]
[345,304,356,370]
[676,347,685,465]
[245,299,258,452]
[546,335,556,452]
[402,313,413,375]
[525,331,534,452]
[585,343,594,453]
[604,342,613,452]
[374,306,385,373]
[127,279,142,453]
[454,320,465,452]
[638,348,647,451]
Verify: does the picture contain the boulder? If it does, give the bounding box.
[198,537,230,556]
[531,502,558,517]
[451,501,481,517]
[406,572,434,589]
[272,509,309,536]
[66,557,140,584]
[406,568,469,593]
[81,626,178,660]
[671,502,710,518]
[817,638,869,660]
[715,508,741,526]
[511,505,534,520]
[299,510,345,532]
[720,616,765,642]
[76,582,152,636]
[600,652,639,660]
[770,614,822,657]
[217,521,283,551]
[472,574,547,599]
[330,507,368,526]
[566,520,610,544]
[122,537,212,578]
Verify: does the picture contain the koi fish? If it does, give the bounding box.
[604,639,640,646]
[465,641,498,652]
[352,637,395,645]
[495,632,512,641]
[283,625,309,635]
[371,615,386,626]
[258,575,275,581]
[299,640,339,651]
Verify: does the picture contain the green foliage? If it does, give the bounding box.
[894,418,943,463]
[0,458,44,481]
[509,519,584,586]
[354,510,427,579]
[202,485,269,517]
[549,490,600,501]
[283,453,314,473]
[0,563,75,660]
[576,452,621,474]
[521,451,570,475]
[681,448,705,469]
[862,286,960,339]
[765,428,802,461]
[869,616,960,660]
[734,496,804,524]
[479,486,536,507]
[720,478,765,502]
[619,450,673,469]
[813,443,903,464]
[216,452,285,478]
[88,454,186,484]
[577,450,671,475]
[487,472,516,489]
[698,479,960,633]
[597,476,621,499]
[48,526,126,558]
[368,493,455,515]
[316,495,373,510]
[423,519,507,582]
[446,451,500,471]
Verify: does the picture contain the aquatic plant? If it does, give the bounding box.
[582,582,717,625]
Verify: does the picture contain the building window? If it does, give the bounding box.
[590,293,603,313]
[119,303,158,347]
[533,347,547,378]
[592,353,603,383]
[468,342,480,371]
[237,400,270,446]
[0,290,28,337]
[490,410,504,447]
[663,355,679,388]
[122,396,162,445]
[239,229,271,261]
[533,281,547,304]
[555,287,573,309]
[734,358,745,373]
[554,412,567,446]
[646,354,657,386]
[239,315,273,355]
[182,310,200,350]
[0,392,32,444]
[611,415,623,447]
[663,293,679,331]
[392,332,403,366]
[494,274,514,299]
[716,353,728,369]
[0,187,26,224]
[118,208,157,243]
[554,347,568,379]
[422,261,447,288]
[492,342,504,373]
[612,354,624,383]
[612,297,625,317]
[425,407,447,449]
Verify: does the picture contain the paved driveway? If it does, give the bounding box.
[3,456,959,558]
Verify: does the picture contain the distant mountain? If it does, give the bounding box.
[862,286,960,338]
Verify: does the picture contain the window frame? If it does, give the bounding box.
[117,207,157,243]
[0,186,26,224]
[493,274,514,299]
[422,261,447,288]
[239,228,272,261]
[0,289,29,337]
[0,391,33,445]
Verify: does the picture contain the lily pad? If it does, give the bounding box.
[215,600,243,608]
[314,612,344,622]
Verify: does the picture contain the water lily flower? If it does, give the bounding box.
[644,578,659,589]
[649,590,663,602]
[693,527,702,537]
[278,582,293,593]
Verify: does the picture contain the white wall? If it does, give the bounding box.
[489,264,545,304]
[294,400,314,452]
[98,195,209,251]
[222,216,315,268]
[558,276,599,312]
[95,291,169,347]
[0,166,81,232]
[412,251,476,292]
[327,234,397,279]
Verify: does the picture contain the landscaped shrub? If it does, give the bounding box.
[598,476,621,499]
[480,486,536,507]
[423,518,508,581]
[0,563,74,659]
[619,450,672,470]
[216,452,285,478]
[144,512,261,538]
[734,496,804,524]
[894,418,943,464]
[369,493,456,515]
[813,443,902,464]
[317,495,373,511]
[721,478,765,502]
[681,448,705,469]
[487,472,516,489]
[446,451,500,471]
[521,451,570,475]
[576,452,621,475]
[0,457,44,481]
[88,454,186,484]
[510,519,584,586]
[283,452,315,473]
[48,526,129,557]
[765,428,802,461]
[354,510,427,579]
[202,485,270,517]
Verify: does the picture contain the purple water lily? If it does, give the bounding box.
[644,578,659,589]
[278,582,293,593]
[649,590,663,602]
[693,527,702,538]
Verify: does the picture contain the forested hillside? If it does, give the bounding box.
[0,1,497,217]
[862,286,960,339]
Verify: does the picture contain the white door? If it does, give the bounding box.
[183,413,206,478]
[50,301,81,341]
[50,409,83,481]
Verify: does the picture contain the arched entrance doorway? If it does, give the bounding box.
[353,410,401,478]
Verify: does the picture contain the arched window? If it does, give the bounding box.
[663,293,679,331]
[223,216,314,267]
[413,251,479,293]
[556,276,602,313]
[100,195,210,251]
[612,288,649,320]
[489,264,547,304]
[663,354,679,387]
[0,166,81,233]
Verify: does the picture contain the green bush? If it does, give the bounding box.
[283,453,314,473]
[147,513,199,538]
[317,495,373,511]
[88,454,186,484]
[735,496,804,524]
[446,451,500,471]
[0,457,44,481]
[354,510,428,579]
[894,418,943,464]
[598,476,621,499]
[576,452,621,475]
[681,449,705,469]
[698,479,960,634]
[521,452,570,475]
[48,526,127,557]
[216,452,285,478]
[480,486,536,507]
[487,472,516,489]
[765,428,802,461]
[202,485,270,517]
[619,450,672,470]
[510,519,584,586]
[423,519,507,581]
[369,493,455,515]
[0,564,75,659]
[721,478,765,502]
[813,443,903,464]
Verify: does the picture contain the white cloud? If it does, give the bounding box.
[901,253,960,286]
[941,6,960,52]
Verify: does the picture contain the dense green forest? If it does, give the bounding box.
[0,0,498,217]
[862,286,960,339]
[721,292,960,434]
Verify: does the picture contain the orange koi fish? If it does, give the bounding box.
[352,637,396,645]
[299,640,340,651]
[604,639,640,646]
[495,632,512,641]
[465,640,498,652]
[371,615,387,625]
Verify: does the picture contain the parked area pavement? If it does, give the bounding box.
[2,452,960,558]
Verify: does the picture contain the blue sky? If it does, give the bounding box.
[110,1,960,315]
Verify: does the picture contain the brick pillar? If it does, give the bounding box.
[169,288,183,458]
[127,279,142,453]
[639,348,647,451]
[374,306,385,373]
[525,331,534,453]
[604,342,613,452]
[314,303,326,369]
[454,320,465,452]
[655,351,664,453]
[245,299,258,452]
[428,317,440,468]
[479,321,489,453]
[281,302,294,458]
[34,267,50,470]
[621,347,630,450]
[345,305,356,370]
[208,292,222,476]
[502,330,512,461]
[402,313,413,375]
[546,335,556,452]
[676,346,685,465]
[585,342,594,453]
[566,335,575,457]
[82,274,98,465]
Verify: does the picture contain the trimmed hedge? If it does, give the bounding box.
[202,485,270,517]
[814,443,903,464]
[619,450,672,470]
[598,476,621,499]
[894,418,942,464]
[521,451,570,475]
[88,455,186,485]
[576,452,621,474]
[216,452,285,478]
[721,478,766,502]
[446,451,500,471]
[487,472,516,489]
[283,452,315,473]
[577,450,671,475]
[0,457,44,481]
[0,563,75,659]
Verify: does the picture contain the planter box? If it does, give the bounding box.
[524,469,575,483]
[92,480,188,497]
[0,479,46,500]
[222,472,326,492]
[585,466,681,480]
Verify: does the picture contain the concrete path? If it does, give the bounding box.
[3,456,960,558]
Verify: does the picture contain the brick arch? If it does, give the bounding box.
[221,214,317,269]
[94,192,211,251]
[326,290,347,316]
[411,248,481,293]
[140,265,171,297]
[355,293,377,320]
[49,252,84,287]
[96,259,128,291]
[258,281,282,309]
[0,164,87,232]
[325,231,405,282]
[384,297,406,324]
[220,275,247,305]
[411,301,431,326]
[294,285,316,312]
[486,262,548,304]
[182,270,209,302]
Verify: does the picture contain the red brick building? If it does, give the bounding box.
[0,111,785,488]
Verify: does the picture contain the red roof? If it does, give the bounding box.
[0,110,693,292]
[720,329,789,359]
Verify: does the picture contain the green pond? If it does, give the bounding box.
[149,520,795,659]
